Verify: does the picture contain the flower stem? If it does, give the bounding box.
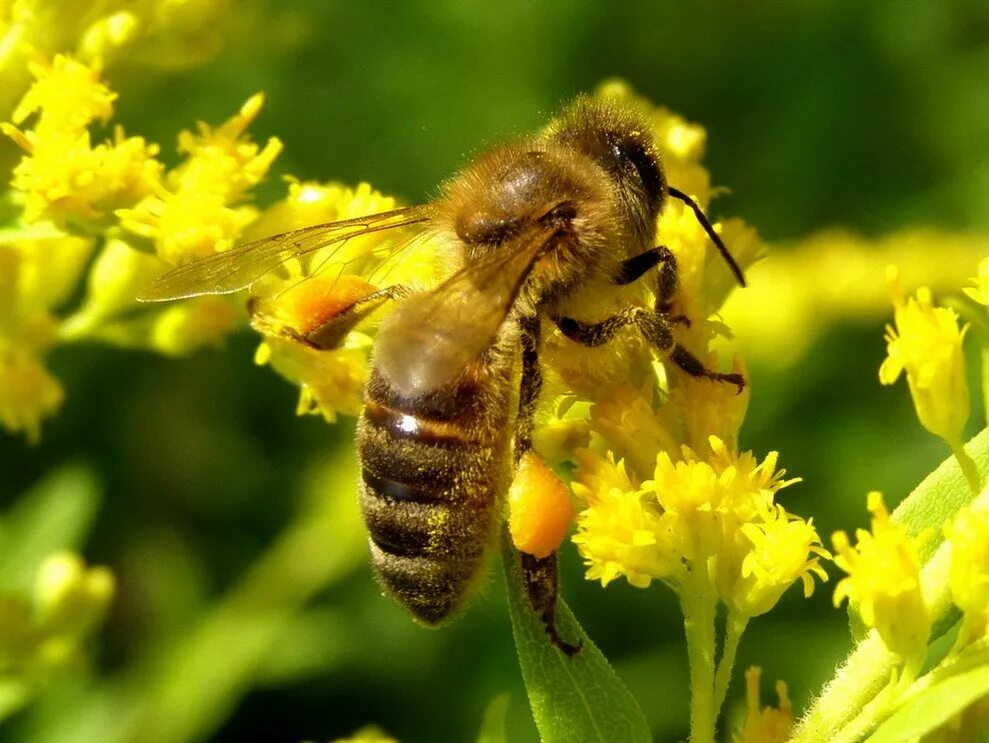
[680,581,718,743]
[713,613,748,717]
[948,437,981,495]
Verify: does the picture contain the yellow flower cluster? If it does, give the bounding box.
[572,437,827,619]
[944,503,989,648]
[879,265,970,450]
[118,93,282,263]
[0,552,114,712]
[832,492,930,660]
[0,0,231,118]
[0,54,283,440]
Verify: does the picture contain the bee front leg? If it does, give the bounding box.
[614,245,682,318]
[553,309,745,393]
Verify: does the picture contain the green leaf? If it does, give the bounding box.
[475,693,510,743]
[500,534,651,743]
[0,464,102,591]
[893,428,989,561]
[869,658,989,742]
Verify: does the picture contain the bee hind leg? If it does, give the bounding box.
[274,284,411,350]
[520,551,582,657]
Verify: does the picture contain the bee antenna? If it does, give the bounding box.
[667,186,746,287]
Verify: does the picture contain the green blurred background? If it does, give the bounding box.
[3,1,989,741]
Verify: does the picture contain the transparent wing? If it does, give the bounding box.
[374,226,557,397]
[138,205,434,301]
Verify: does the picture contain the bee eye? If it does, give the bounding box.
[613,139,663,207]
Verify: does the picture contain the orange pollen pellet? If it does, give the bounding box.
[508,451,574,558]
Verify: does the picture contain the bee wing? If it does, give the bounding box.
[138,206,433,302]
[375,226,556,397]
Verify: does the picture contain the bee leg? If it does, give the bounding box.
[613,245,686,319]
[515,314,542,459]
[553,309,745,393]
[279,284,411,350]
[514,315,582,656]
[520,550,583,657]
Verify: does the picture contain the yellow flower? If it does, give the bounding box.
[4,124,163,224]
[737,666,792,743]
[571,449,679,587]
[879,265,969,448]
[118,94,281,264]
[0,343,63,444]
[150,296,239,357]
[254,334,369,423]
[944,505,989,623]
[34,552,115,638]
[832,492,930,659]
[964,256,989,307]
[3,55,163,224]
[11,54,115,133]
[735,505,829,618]
[171,93,282,202]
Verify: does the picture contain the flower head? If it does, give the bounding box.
[944,504,989,637]
[964,257,989,307]
[737,666,793,743]
[832,492,930,658]
[879,265,969,447]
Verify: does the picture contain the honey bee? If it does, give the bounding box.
[141,96,746,655]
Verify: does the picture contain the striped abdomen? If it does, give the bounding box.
[356,351,513,625]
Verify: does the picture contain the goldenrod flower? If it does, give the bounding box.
[879,265,969,448]
[3,55,162,224]
[735,505,829,618]
[10,55,115,132]
[0,343,64,444]
[118,94,281,264]
[737,667,792,743]
[572,436,821,616]
[964,256,989,307]
[571,449,677,587]
[944,504,989,643]
[254,334,369,423]
[832,492,930,659]
[34,552,115,638]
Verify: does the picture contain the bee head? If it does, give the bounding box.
[545,96,666,223]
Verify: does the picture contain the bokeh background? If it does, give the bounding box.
[3,1,989,741]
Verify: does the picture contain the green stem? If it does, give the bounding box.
[793,541,957,741]
[948,437,981,496]
[680,580,718,743]
[981,345,989,428]
[833,639,989,742]
[713,613,748,718]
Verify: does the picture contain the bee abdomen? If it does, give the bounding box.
[357,367,511,626]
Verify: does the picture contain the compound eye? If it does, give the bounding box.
[613,138,663,207]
